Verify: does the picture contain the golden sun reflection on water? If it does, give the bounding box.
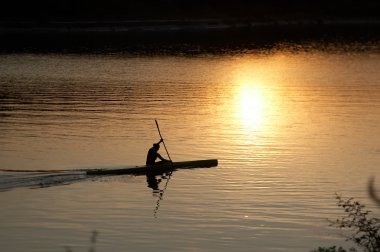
[233,75,273,136]
[236,83,266,130]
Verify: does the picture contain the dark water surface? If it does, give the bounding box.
[0,46,380,251]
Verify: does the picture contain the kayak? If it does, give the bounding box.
[86,159,218,175]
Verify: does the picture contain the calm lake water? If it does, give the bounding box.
[1,45,380,251]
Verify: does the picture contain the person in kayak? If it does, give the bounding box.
[146,139,169,166]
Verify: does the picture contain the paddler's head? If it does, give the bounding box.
[153,143,160,150]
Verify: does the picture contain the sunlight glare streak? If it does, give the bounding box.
[235,80,267,132]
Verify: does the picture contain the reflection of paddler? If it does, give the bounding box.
[146,172,169,194]
[146,139,169,166]
[146,173,161,192]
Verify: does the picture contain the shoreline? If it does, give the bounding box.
[2,18,380,33]
[1,18,380,53]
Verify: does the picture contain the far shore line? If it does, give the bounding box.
[1,18,379,53]
[1,18,380,34]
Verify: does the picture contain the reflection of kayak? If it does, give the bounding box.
[86,159,218,175]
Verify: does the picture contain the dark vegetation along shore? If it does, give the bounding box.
[1,0,380,53]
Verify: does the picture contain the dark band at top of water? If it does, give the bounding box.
[1,1,380,53]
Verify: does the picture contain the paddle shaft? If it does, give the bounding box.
[153,119,175,218]
[155,120,173,164]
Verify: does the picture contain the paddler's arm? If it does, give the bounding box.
[157,152,168,162]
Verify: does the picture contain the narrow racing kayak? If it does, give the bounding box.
[86,159,218,175]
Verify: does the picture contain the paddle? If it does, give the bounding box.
[154,119,174,217]
[155,119,174,168]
